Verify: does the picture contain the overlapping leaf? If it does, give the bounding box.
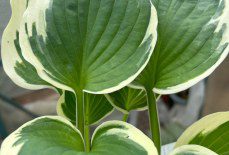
[133,0,229,94]
[0,117,158,155]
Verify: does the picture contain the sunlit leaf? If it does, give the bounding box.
[175,112,229,155]
[170,145,218,155]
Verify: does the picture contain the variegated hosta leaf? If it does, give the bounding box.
[106,87,147,114]
[91,121,158,155]
[170,145,218,155]
[1,0,49,89]
[133,0,229,94]
[19,0,158,94]
[175,112,229,155]
[0,116,84,155]
[57,91,114,125]
[0,116,158,155]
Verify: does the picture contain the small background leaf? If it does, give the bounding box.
[106,87,147,114]
[57,91,114,125]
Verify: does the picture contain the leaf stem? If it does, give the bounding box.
[122,113,129,122]
[84,95,91,152]
[85,125,90,152]
[75,90,85,138]
[145,88,161,154]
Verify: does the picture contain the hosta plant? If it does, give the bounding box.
[0,0,228,154]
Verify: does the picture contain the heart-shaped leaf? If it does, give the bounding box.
[57,91,114,125]
[1,0,49,89]
[0,116,158,155]
[170,145,218,155]
[133,0,229,94]
[106,87,147,114]
[19,0,158,94]
[175,112,229,155]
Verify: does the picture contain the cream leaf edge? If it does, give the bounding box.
[1,0,48,90]
[175,112,229,148]
[169,145,218,155]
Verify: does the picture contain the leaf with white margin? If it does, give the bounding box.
[1,0,49,90]
[0,116,158,155]
[91,121,158,155]
[175,112,229,155]
[57,91,114,125]
[19,0,158,94]
[106,87,147,114]
[0,116,84,155]
[169,145,218,155]
[133,0,229,94]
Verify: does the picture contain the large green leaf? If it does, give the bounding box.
[175,112,229,155]
[170,145,218,155]
[1,0,49,89]
[106,87,147,114]
[132,0,229,94]
[57,91,114,125]
[0,116,158,155]
[19,0,158,94]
